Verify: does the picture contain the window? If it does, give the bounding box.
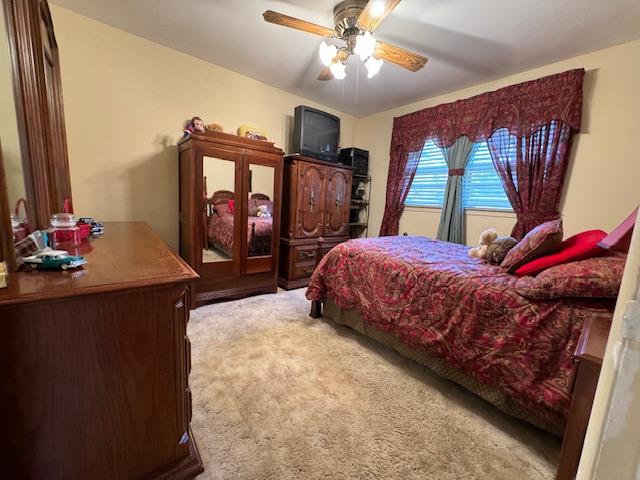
[405,140,448,207]
[462,142,512,210]
[405,140,511,210]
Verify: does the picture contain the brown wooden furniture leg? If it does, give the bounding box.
[556,361,601,480]
[310,300,322,318]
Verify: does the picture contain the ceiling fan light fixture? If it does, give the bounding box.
[329,61,347,80]
[370,1,387,18]
[319,41,338,67]
[353,31,376,61]
[365,55,383,78]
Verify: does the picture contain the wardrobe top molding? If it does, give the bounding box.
[178,131,284,155]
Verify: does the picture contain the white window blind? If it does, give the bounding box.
[405,140,447,207]
[462,142,512,210]
[405,140,512,210]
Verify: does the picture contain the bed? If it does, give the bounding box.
[206,190,273,257]
[306,235,616,434]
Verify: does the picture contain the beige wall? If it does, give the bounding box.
[354,39,640,244]
[50,6,356,249]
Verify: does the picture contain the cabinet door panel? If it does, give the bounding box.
[324,168,351,237]
[294,163,326,238]
[197,145,243,279]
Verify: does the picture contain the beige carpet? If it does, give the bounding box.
[188,288,561,480]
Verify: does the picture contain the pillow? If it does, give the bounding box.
[501,219,563,273]
[515,255,626,300]
[213,202,231,217]
[514,229,608,277]
[228,199,235,214]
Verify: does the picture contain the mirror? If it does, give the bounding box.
[202,156,235,263]
[247,163,275,258]
[0,1,28,245]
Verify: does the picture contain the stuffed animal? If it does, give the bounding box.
[206,122,224,133]
[182,116,205,138]
[256,205,271,218]
[485,236,518,265]
[468,228,498,259]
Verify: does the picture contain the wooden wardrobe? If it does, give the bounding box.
[178,131,284,307]
[279,154,352,289]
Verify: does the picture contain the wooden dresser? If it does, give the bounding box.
[0,223,203,479]
[279,154,352,289]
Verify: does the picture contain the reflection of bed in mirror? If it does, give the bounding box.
[205,190,273,258]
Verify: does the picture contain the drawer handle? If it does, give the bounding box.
[298,250,315,260]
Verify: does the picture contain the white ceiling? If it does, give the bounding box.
[50,0,640,117]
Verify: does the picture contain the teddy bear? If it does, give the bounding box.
[206,122,224,133]
[485,236,518,265]
[468,228,519,265]
[256,205,271,218]
[468,228,498,259]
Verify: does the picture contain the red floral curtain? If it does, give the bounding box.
[379,68,584,237]
[379,148,420,236]
[487,121,573,239]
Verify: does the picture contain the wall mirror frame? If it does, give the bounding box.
[0,0,73,271]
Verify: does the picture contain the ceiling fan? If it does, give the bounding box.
[263,0,428,81]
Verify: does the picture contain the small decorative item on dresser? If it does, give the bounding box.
[237,125,268,141]
[182,116,206,138]
[0,261,7,288]
[49,212,81,249]
[205,122,224,133]
[23,249,87,270]
[78,217,104,236]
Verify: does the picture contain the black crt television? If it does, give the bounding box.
[292,105,340,162]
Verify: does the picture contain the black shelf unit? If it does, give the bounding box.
[349,175,371,239]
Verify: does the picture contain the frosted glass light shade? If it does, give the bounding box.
[329,61,347,80]
[319,41,338,67]
[353,31,376,61]
[365,56,383,78]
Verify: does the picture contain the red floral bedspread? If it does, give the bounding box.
[306,236,614,426]
[208,214,272,256]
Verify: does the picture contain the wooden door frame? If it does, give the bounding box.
[3,0,71,229]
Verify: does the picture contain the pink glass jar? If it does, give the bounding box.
[49,213,81,249]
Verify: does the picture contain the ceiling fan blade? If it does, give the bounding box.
[357,0,402,32]
[375,41,427,72]
[317,50,350,81]
[263,10,335,37]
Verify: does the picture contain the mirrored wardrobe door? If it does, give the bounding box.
[202,156,237,264]
[246,163,275,258]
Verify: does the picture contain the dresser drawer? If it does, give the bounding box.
[292,261,317,280]
[293,245,318,263]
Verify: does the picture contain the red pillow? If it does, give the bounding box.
[515,229,607,277]
[228,199,235,214]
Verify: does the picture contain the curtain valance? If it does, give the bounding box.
[391,68,585,151]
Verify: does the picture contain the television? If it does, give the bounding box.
[292,105,340,162]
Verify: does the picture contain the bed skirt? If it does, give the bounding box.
[321,298,564,437]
